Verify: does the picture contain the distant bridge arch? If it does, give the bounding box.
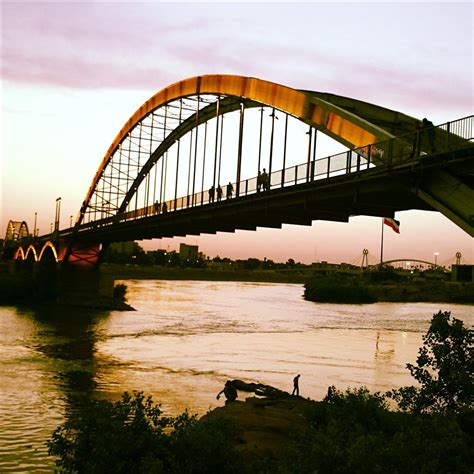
[25,245,38,262]
[374,259,444,270]
[14,247,25,261]
[38,241,59,263]
[5,220,29,242]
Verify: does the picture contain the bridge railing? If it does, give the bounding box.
[75,115,473,232]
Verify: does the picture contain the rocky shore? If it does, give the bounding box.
[204,394,314,461]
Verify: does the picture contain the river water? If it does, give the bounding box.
[1,280,472,472]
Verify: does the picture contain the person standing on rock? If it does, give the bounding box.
[292,374,301,396]
[216,380,238,405]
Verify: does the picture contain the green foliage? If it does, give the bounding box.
[304,276,377,303]
[48,391,245,473]
[388,311,473,414]
[284,386,473,473]
[366,265,401,282]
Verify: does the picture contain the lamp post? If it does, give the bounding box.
[434,252,439,266]
[33,212,37,237]
[54,197,62,231]
[70,215,73,227]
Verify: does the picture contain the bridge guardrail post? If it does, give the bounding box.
[294,165,298,185]
[327,156,331,179]
[445,121,450,150]
[367,145,371,169]
[245,179,248,195]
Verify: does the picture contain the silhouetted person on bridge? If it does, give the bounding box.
[292,374,301,396]
[216,380,238,405]
[217,184,223,202]
[162,201,168,213]
[257,171,263,192]
[422,118,436,153]
[409,121,423,158]
[154,201,161,214]
[261,168,270,191]
[209,185,215,203]
[226,182,234,199]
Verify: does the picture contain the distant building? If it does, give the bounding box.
[179,243,199,261]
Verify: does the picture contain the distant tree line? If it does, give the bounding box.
[103,243,307,270]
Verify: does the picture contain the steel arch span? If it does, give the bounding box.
[77,75,421,226]
[74,74,473,251]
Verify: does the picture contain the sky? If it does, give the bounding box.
[1,1,473,265]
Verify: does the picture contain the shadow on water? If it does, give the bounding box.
[16,304,112,410]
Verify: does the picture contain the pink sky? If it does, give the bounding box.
[2,2,473,264]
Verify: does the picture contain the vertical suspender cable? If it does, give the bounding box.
[258,107,263,173]
[201,121,208,204]
[268,108,275,187]
[306,126,312,182]
[217,113,224,187]
[236,102,245,197]
[160,105,168,205]
[174,99,183,208]
[282,114,288,187]
[192,96,200,205]
[312,129,317,181]
[212,97,220,190]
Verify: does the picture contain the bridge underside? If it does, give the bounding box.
[72,152,462,245]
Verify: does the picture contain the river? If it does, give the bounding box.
[1,280,472,472]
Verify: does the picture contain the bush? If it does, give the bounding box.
[48,391,246,473]
[284,386,473,473]
[388,310,473,414]
[113,283,128,302]
[366,266,401,282]
[304,276,377,303]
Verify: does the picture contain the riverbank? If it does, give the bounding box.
[0,271,134,310]
[104,263,474,304]
[304,273,474,304]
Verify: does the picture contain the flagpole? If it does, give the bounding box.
[380,218,384,266]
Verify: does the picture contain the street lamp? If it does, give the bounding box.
[54,197,62,231]
[434,252,439,266]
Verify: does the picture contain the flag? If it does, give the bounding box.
[383,218,400,234]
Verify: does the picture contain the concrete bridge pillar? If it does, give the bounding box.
[56,265,115,307]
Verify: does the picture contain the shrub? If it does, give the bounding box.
[113,283,128,302]
[48,391,245,473]
[304,276,377,303]
[284,386,473,473]
[388,310,473,414]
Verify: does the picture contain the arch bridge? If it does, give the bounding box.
[6,75,474,267]
[372,259,447,271]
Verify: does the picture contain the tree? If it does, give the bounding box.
[389,311,473,414]
[48,391,245,473]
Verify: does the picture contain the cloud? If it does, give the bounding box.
[2,2,472,117]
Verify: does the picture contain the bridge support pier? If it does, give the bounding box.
[56,265,116,308]
[3,260,116,307]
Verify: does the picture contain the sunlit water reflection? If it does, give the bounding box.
[1,280,472,472]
